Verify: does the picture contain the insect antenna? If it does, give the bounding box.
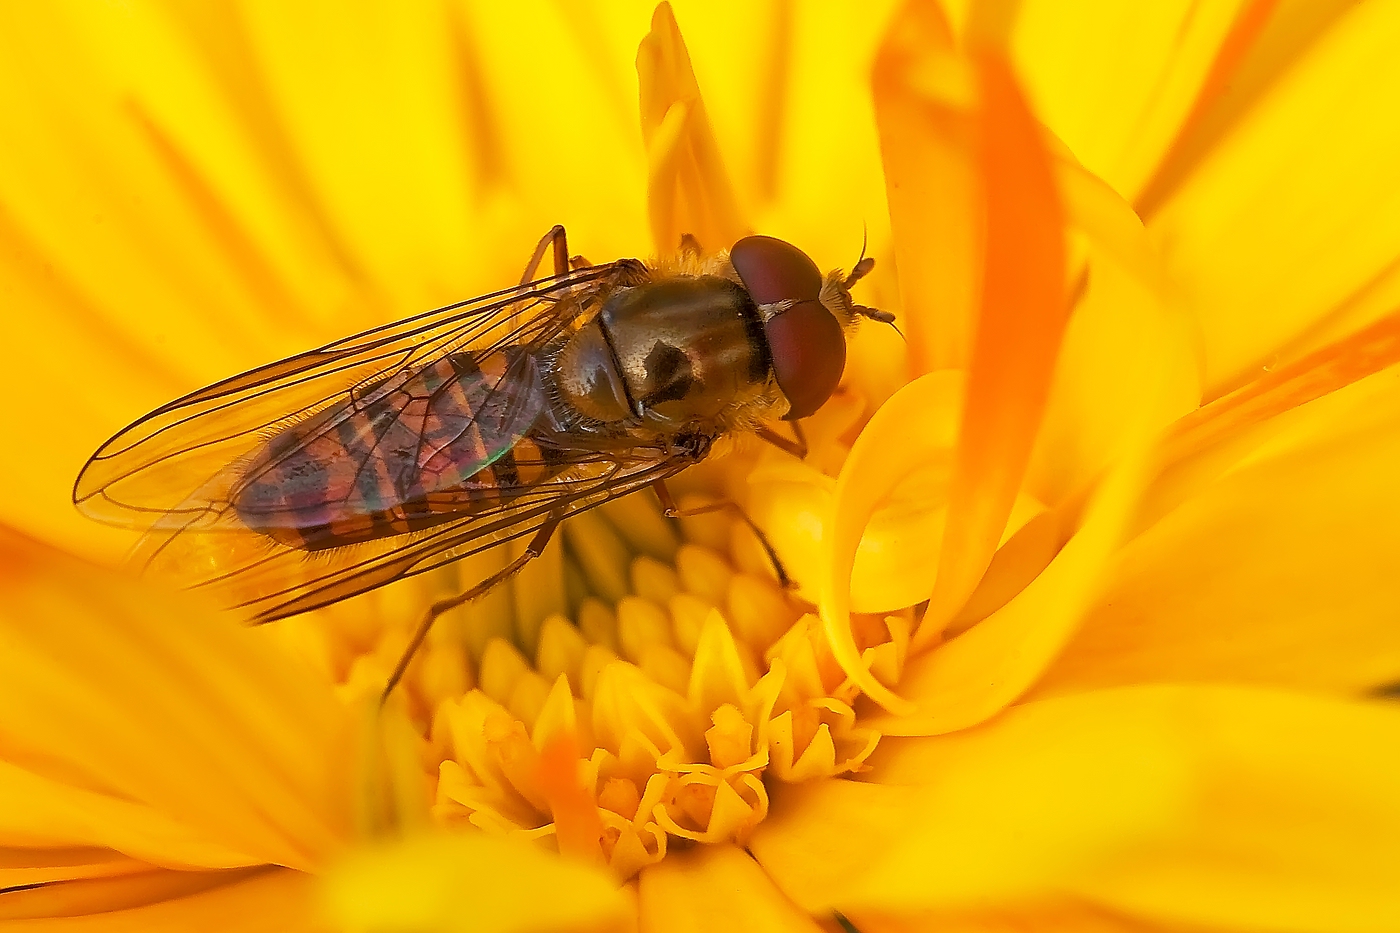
[841,229,899,336]
[853,303,904,341]
[842,225,873,290]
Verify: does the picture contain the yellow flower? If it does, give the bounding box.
[4,2,1400,932]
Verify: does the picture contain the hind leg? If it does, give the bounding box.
[381,517,560,702]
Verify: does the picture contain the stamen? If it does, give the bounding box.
[537,733,605,867]
[338,483,889,879]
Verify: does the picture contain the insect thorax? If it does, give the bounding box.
[550,273,782,433]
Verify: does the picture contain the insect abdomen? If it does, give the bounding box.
[233,352,559,551]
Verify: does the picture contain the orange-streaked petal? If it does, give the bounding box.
[1035,358,1400,698]
[871,0,980,373]
[0,865,321,932]
[638,844,824,933]
[1009,0,1253,202]
[1134,0,1366,219]
[1156,309,1400,475]
[636,2,746,254]
[0,526,350,871]
[1129,306,1400,542]
[923,48,1067,642]
[1147,0,1400,398]
[753,685,1400,932]
[323,832,627,933]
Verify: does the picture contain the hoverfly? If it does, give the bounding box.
[74,227,890,692]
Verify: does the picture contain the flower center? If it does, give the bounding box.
[321,478,896,880]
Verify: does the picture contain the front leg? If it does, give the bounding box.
[755,421,808,459]
[518,224,583,284]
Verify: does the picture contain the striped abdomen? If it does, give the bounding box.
[233,350,560,550]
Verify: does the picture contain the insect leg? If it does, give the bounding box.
[651,479,792,588]
[754,421,808,460]
[381,517,561,703]
[518,225,573,285]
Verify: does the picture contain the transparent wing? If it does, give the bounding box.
[133,434,695,623]
[73,261,630,530]
[72,257,703,623]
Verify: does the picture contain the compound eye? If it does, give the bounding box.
[730,235,823,305]
[765,299,846,420]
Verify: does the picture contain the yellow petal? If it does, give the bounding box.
[0,762,253,871]
[0,3,289,565]
[0,526,349,871]
[753,685,1400,933]
[238,4,648,303]
[637,843,824,933]
[0,846,148,892]
[324,832,626,933]
[752,689,1190,912]
[845,900,1166,933]
[0,3,327,386]
[0,865,320,931]
[635,2,746,253]
[738,3,897,278]
[750,780,920,914]
[1070,688,1400,933]
[1146,0,1400,397]
[1036,354,1400,698]
[1027,154,1201,506]
[1024,253,1196,506]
